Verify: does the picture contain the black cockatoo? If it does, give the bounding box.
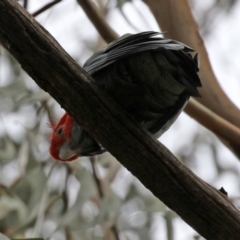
[49,31,201,161]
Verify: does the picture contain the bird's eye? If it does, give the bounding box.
[57,127,63,136]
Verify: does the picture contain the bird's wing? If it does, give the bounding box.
[83,31,198,78]
[83,31,201,139]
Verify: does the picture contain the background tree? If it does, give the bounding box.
[0,0,240,239]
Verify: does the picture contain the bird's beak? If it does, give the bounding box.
[59,142,77,161]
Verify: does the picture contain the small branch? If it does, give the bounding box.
[76,0,118,43]
[186,99,240,146]
[90,156,104,198]
[32,163,57,237]
[104,160,121,183]
[90,156,120,240]
[23,0,28,9]
[111,226,120,240]
[32,0,62,17]
[165,211,174,240]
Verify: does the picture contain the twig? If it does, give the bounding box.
[32,0,62,17]
[76,0,118,43]
[111,226,120,240]
[32,162,57,237]
[104,160,121,183]
[165,211,174,240]
[23,0,28,9]
[90,156,120,240]
[118,8,140,32]
[185,99,240,146]
[90,156,104,198]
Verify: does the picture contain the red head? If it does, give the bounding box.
[49,113,78,162]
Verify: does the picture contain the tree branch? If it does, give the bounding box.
[32,0,62,17]
[186,99,240,149]
[90,156,120,240]
[0,0,240,239]
[23,0,28,9]
[76,0,118,43]
[144,0,240,128]
[90,156,104,198]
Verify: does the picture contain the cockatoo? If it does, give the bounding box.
[49,31,201,162]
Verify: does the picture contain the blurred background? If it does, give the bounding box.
[0,0,240,239]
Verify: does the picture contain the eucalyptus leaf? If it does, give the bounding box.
[0,194,28,222]
[11,166,48,232]
[143,194,166,213]
[17,91,50,105]
[0,137,17,161]
[97,152,117,168]
[0,232,10,240]
[17,140,29,175]
[0,97,15,112]
[0,81,26,97]
[55,166,96,229]
[96,191,121,226]
[26,167,48,213]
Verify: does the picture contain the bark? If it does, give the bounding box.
[0,0,240,239]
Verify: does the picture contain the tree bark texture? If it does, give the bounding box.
[0,0,240,238]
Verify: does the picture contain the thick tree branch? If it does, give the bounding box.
[0,1,240,239]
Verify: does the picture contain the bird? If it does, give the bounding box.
[49,31,201,162]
